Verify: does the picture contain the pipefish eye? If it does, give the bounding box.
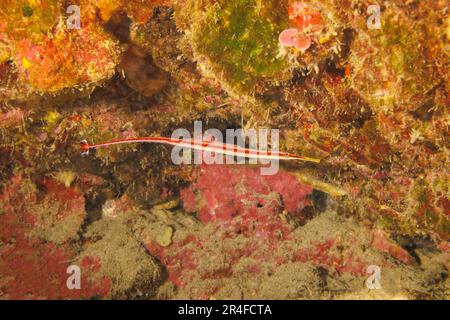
[79,140,89,149]
[79,140,90,155]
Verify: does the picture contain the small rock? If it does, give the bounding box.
[156,226,174,247]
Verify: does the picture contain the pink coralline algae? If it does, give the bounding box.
[279,28,300,47]
[180,164,313,224]
[292,238,368,275]
[0,176,111,299]
[279,2,323,53]
[147,166,371,298]
[371,229,412,264]
[147,165,314,291]
[289,1,322,31]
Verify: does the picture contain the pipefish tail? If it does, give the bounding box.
[79,137,321,163]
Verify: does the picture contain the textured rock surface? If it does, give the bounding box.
[0,0,448,299]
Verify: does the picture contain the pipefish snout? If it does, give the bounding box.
[79,137,321,163]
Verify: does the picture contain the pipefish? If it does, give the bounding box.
[79,136,320,163]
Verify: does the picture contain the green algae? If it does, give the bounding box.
[189,0,289,93]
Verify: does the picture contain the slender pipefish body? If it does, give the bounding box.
[79,136,321,163]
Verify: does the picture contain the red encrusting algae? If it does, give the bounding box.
[279,1,323,53]
[0,176,112,299]
[146,165,374,298]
